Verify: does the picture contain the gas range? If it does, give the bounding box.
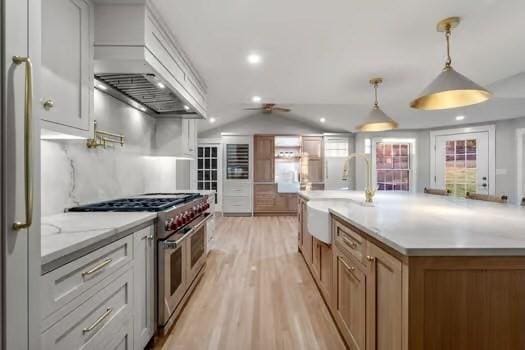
[67,193,210,239]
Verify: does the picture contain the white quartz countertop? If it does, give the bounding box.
[41,212,157,269]
[299,190,525,256]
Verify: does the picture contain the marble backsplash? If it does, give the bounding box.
[41,90,183,216]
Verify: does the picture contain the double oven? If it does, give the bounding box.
[157,197,211,329]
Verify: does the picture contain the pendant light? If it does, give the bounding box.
[410,17,491,110]
[356,77,398,132]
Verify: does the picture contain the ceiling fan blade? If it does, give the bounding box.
[274,107,291,112]
[243,108,263,110]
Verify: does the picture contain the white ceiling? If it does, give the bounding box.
[153,0,525,132]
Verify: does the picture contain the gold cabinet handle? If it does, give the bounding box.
[12,56,33,231]
[366,255,375,261]
[82,258,112,277]
[339,256,355,272]
[342,236,357,249]
[82,308,113,334]
[42,99,54,110]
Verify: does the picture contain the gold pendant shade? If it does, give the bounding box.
[410,17,491,110]
[356,78,398,132]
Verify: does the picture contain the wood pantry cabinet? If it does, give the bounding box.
[254,135,275,183]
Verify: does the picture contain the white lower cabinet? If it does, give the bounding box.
[41,224,156,350]
[133,226,155,350]
[41,267,133,350]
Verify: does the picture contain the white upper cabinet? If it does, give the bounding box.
[154,118,197,158]
[41,0,93,137]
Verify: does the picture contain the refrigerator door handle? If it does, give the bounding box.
[12,56,33,231]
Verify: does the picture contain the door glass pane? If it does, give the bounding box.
[170,248,182,295]
[445,139,477,197]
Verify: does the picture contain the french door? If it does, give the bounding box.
[433,130,491,196]
[197,145,220,204]
[518,129,525,205]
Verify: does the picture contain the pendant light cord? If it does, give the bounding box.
[445,25,452,68]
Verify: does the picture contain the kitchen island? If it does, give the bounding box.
[298,190,525,350]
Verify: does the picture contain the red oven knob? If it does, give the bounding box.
[175,215,183,227]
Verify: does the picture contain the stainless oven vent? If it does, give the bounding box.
[94,73,197,116]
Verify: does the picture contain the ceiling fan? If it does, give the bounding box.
[244,103,291,113]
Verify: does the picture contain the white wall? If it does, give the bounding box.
[198,113,327,138]
[351,116,525,201]
[41,90,188,216]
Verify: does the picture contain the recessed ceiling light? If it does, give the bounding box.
[247,53,262,65]
[184,105,190,111]
[157,82,166,89]
[209,117,216,123]
[252,96,262,103]
[456,115,465,121]
[320,117,326,123]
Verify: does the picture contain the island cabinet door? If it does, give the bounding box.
[366,242,403,350]
[333,248,367,350]
[297,199,303,250]
[301,201,313,265]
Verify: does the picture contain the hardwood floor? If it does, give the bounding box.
[154,216,346,350]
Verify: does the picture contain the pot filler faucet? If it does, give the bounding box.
[342,153,376,204]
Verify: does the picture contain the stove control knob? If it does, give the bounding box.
[176,215,183,227]
[165,218,173,231]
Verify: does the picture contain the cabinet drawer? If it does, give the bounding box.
[223,196,251,213]
[41,268,133,350]
[41,235,133,320]
[224,182,251,196]
[334,220,366,265]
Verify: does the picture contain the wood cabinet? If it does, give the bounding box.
[301,136,324,183]
[333,248,366,350]
[301,212,525,350]
[254,135,275,182]
[133,226,155,350]
[366,241,403,350]
[41,0,93,137]
[254,183,297,214]
[311,238,333,302]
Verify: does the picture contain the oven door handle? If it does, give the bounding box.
[186,214,211,237]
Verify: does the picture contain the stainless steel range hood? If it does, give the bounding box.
[94,73,198,116]
[93,0,207,119]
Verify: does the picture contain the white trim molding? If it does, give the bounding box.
[517,128,525,205]
[430,125,496,195]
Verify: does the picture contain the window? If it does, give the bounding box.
[197,146,218,203]
[376,142,410,191]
